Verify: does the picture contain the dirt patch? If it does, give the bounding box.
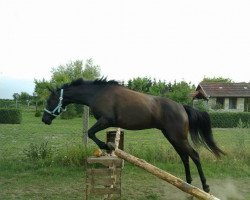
[122,171,250,200]
[209,179,249,200]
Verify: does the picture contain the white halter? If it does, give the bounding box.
[44,89,66,117]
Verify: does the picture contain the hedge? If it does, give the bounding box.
[209,112,250,128]
[0,108,22,124]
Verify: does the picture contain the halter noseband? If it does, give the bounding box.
[44,89,66,117]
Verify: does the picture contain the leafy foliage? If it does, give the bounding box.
[149,79,170,96]
[166,81,195,105]
[60,104,77,119]
[127,77,153,93]
[18,92,31,103]
[209,112,250,128]
[34,110,42,117]
[0,108,22,124]
[127,77,195,104]
[50,59,100,86]
[0,99,15,108]
[201,76,233,83]
[34,59,100,118]
[193,100,209,112]
[34,78,51,106]
[23,140,52,162]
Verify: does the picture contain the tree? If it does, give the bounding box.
[166,81,195,105]
[35,59,100,101]
[18,92,32,106]
[34,59,101,118]
[149,79,169,97]
[34,78,51,106]
[126,77,195,105]
[13,93,19,101]
[83,59,101,80]
[201,76,233,83]
[127,77,152,93]
[50,59,100,86]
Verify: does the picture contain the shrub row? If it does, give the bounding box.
[0,108,22,124]
[0,99,15,108]
[209,112,250,128]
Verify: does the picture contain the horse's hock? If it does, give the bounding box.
[85,129,124,200]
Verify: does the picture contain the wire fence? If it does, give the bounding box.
[1,103,250,166]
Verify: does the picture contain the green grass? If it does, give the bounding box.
[0,110,250,199]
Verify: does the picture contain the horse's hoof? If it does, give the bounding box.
[203,184,210,193]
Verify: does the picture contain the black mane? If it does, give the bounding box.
[61,77,119,89]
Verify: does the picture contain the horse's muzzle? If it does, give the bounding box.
[42,116,52,125]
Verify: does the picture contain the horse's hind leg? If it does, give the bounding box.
[172,145,193,184]
[162,130,209,192]
[185,143,210,193]
[176,150,192,184]
[161,130,192,184]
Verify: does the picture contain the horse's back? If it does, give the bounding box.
[112,87,159,129]
[93,86,188,132]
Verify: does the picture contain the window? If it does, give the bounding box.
[229,98,237,109]
[216,97,224,109]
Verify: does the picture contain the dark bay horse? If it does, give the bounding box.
[42,78,225,192]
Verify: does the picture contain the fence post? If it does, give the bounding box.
[83,106,89,146]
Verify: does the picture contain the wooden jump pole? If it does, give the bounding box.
[108,143,220,200]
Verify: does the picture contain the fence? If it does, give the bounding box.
[1,104,250,199]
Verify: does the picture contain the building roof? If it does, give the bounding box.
[194,82,250,99]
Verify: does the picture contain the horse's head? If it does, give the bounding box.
[42,88,66,125]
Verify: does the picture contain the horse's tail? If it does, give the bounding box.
[183,105,226,158]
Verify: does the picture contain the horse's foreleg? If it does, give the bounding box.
[88,117,110,150]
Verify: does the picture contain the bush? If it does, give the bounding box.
[193,100,209,112]
[35,110,42,117]
[23,141,92,167]
[60,104,77,119]
[0,99,15,108]
[209,112,250,128]
[75,104,84,117]
[55,145,90,166]
[23,140,52,162]
[0,108,22,124]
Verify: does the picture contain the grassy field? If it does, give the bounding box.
[0,110,250,199]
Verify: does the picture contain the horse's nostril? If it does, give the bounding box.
[42,116,52,125]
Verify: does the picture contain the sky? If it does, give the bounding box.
[0,0,250,99]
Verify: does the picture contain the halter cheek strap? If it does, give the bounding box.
[44,89,66,117]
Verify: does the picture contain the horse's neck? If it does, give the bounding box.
[64,85,102,106]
